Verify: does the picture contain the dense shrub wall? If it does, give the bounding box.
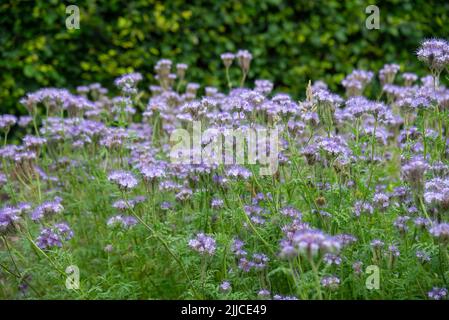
[1,0,448,113]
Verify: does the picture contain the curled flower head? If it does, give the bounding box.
[108,170,139,191]
[429,223,449,244]
[189,233,216,255]
[428,287,448,300]
[321,276,340,290]
[417,39,449,73]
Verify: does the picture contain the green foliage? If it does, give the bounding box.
[1,0,448,114]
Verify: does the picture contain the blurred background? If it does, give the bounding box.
[1,0,448,114]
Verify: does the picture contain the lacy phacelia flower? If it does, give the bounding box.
[321,276,340,290]
[281,229,341,259]
[189,233,216,255]
[31,197,64,221]
[417,39,449,73]
[424,178,449,210]
[220,53,235,68]
[0,206,21,233]
[219,281,232,293]
[108,170,139,190]
[429,223,449,244]
[107,215,138,229]
[114,72,142,95]
[427,287,448,300]
[36,222,73,249]
[402,157,428,194]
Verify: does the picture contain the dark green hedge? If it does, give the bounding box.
[1,0,448,113]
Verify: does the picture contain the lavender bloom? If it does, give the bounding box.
[108,170,138,190]
[402,72,418,86]
[107,215,138,229]
[18,116,33,128]
[219,281,232,293]
[236,50,252,73]
[414,217,430,230]
[388,245,400,257]
[321,276,340,290]
[226,165,252,180]
[402,157,428,193]
[370,239,385,248]
[251,253,269,270]
[238,257,252,272]
[211,198,224,209]
[393,216,410,234]
[324,253,342,266]
[353,201,374,217]
[280,206,302,219]
[0,115,17,130]
[36,222,73,250]
[416,250,431,263]
[373,192,390,211]
[31,197,64,221]
[0,207,20,233]
[417,39,449,73]
[220,53,235,68]
[287,229,341,259]
[379,63,400,85]
[342,70,374,96]
[424,178,449,210]
[231,238,247,257]
[189,233,216,256]
[273,294,298,300]
[352,261,364,275]
[114,72,143,95]
[429,223,449,244]
[258,289,271,299]
[176,63,188,80]
[427,287,448,300]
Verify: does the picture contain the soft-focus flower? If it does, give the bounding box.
[108,170,139,190]
[189,233,216,255]
[427,287,448,300]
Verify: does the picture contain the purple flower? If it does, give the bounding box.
[0,115,17,130]
[429,223,449,243]
[353,201,374,217]
[352,261,364,275]
[388,245,400,257]
[428,287,448,300]
[189,233,216,256]
[236,50,252,73]
[220,53,235,68]
[114,72,142,95]
[219,281,232,293]
[108,170,138,190]
[287,229,341,259]
[324,253,342,266]
[379,63,400,85]
[107,215,138,229]
[321,276,340,290]
[280,206,302,219]
[0,207,20,233]
[402,157,428,193]
[36,222,73,250]
[211,198,224,209]
[424,178,449,210]
[258,289,271,299]
[373,192,389,211]
[417,39,449,72]
[231,238,247,257]
[416,250,431,263]
[393,216,410,234]
[31,197,64,221]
